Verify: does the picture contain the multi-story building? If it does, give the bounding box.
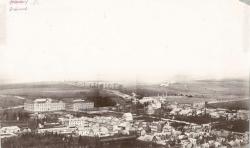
[72,99,94,111]
[192,101,206,108]
[24,98,65,112]
[60,117,89,127]
[149,122,162,133]
[69,117,88,127]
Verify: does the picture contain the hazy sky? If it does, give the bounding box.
[0,0,249,83]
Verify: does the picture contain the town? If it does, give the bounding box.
[0,80,249,148]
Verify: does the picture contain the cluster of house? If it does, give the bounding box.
[24,98,94,112]
[165,102,249,120]
[1,111,249,147]
[0,126,31,138]
[138,96,206,115]
[136,120,249,147]
[37,113,134,137]
[137,96,249,121]
[206,108,249,120]
[138,96,163,115]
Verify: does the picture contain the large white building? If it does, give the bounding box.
[72,99,94,111]
[24,98,65,112]
[68,117,88,127]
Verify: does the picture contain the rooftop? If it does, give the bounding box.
[73,99,85,103]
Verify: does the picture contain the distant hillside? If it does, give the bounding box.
[121,79,249,101]
[0,79,248,104]
[0,82,120,107]
[0,95,24,108]
[0,82,90,100]
[208,99,250,110]
[167,79,249,99]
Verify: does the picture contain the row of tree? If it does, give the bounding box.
[2,132,142,148]
[81,89,116,107]
[0,110,30,121]
[2,132,100,148]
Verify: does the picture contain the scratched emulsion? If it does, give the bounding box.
[0,4,6,45]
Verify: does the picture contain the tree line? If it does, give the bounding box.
[2,132,100,148]
[0,110,30,121]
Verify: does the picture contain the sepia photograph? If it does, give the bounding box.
[0,0,249,147]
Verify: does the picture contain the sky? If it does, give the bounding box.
[0,0,249,83]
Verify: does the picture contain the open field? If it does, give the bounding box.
[122,79,249,101]
[168,79,248,98]
[0,79,248,107]
[0,83,90,99]
[0,83,123,107]
[0,95,24,108]
[208,99,250,110]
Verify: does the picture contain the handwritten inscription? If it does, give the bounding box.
[9,0,38,12]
